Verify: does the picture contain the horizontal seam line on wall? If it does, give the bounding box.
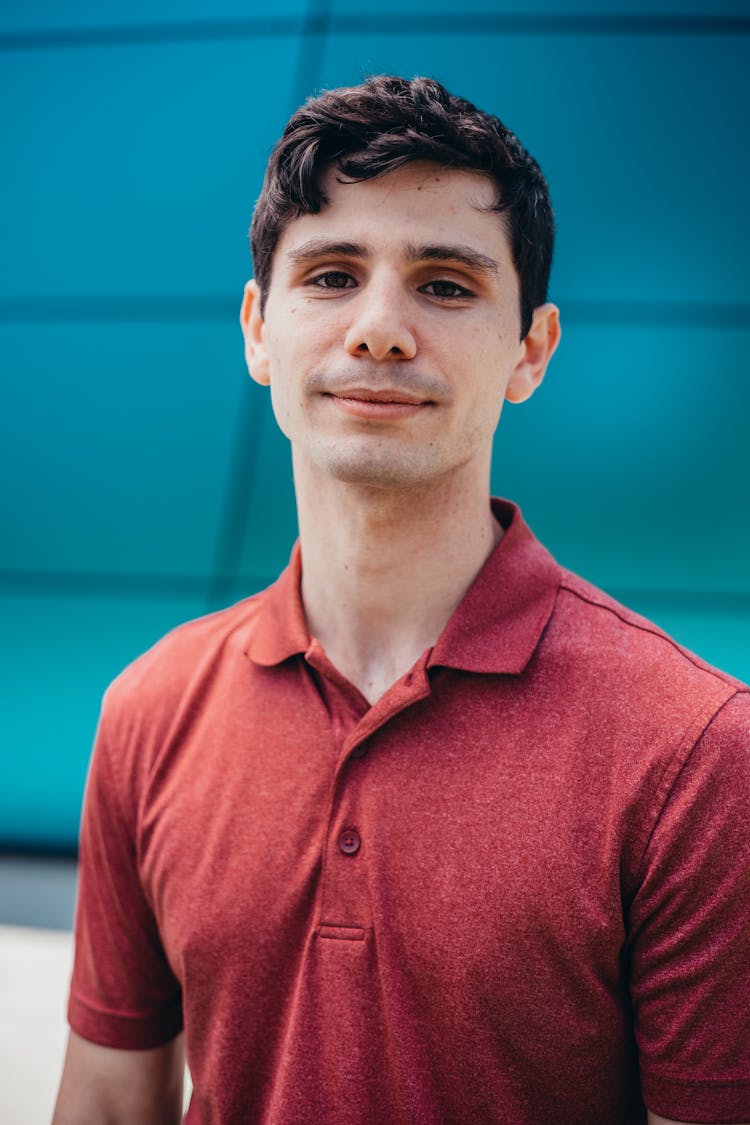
[607,590,750,614]
[2,14,750,50]
[0,571,274,600]
[0,296,748,329]
[0,846,79,860]
[562,301,750,328]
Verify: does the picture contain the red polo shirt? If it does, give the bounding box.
[68,500,750,1123]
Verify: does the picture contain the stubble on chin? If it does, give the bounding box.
[303,432,461,493]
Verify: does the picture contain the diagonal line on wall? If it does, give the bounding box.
[292,0,332,101]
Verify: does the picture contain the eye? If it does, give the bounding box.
[420,279,473,299]
[309,270,357,290]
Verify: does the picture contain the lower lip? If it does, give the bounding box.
[328,395,429,420]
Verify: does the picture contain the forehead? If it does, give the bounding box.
[320,159,500,208]
[274,161,510,262]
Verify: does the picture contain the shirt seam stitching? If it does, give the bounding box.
[643,1069,750,1086]
[558,575,749,690]
[633,689,744,887]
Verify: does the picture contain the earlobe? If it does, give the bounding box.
[240,279,271,387]
[505,302,561,404]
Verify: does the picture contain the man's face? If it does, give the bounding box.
[242,161,557,493]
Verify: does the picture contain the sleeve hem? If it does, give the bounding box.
[642,1071,750,1123]
[68,992,183,1051]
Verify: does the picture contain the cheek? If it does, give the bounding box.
[267,377,295,441]
[271,312,329,362]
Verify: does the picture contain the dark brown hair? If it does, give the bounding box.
[250,75,554,337]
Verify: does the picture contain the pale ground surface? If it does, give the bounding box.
[0,923,74,1125]
[0,857,191,1123]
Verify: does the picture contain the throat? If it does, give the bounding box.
[320,638,435,707]
[296,478,503,704]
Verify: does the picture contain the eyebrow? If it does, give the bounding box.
[286,240,362,265]
[285,239,500,276]
[407,243,499,276]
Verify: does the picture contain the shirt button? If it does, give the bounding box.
[338,828,361,856]
[350,742,368,759]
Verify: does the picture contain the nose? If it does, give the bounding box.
[343,276,417,361]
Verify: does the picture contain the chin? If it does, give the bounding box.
[314,445,443,490]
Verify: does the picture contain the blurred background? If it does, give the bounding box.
[1,2,748,1118]
[2,5,749,866]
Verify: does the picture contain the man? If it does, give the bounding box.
[54,76,750,1124]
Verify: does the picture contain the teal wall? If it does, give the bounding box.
[2,2,749,849]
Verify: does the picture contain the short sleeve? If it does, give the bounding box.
[628,690,750,1122]
[67,690,183,1049]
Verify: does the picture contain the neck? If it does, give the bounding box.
[295,462,502,704]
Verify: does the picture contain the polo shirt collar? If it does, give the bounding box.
[244,540,309,666]
[245,498,561,676]
[428,498,561,675]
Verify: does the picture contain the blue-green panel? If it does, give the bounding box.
[0,0,307,33]
[7,0,745,28]
[492,322,750,593]
[318,32,750,305]
[236,390,298,592]
[0,34,301,300]
[0,592,208,851]
[624,596,750,686]
[1,320,247,576]
[330,1,749,12]
[3,7,749,854]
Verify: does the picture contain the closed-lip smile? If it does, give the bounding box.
[323,387,434,419]
[328,387,430,405]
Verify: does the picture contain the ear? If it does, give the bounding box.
[505,303,561,404]
[240,279,271,386]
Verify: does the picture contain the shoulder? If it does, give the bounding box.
[101,592,266,731]
[89,593,273,797]
[539,567,748,799]
[552,567,747,701]
[540,570,750,889]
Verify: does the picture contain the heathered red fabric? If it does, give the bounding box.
[68,499,750,1124]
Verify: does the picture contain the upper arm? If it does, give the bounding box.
[52,1029,185,1125]
[67,698,183,1049]
[629,694,750,1121]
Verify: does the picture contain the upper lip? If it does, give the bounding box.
[326,387,430,405]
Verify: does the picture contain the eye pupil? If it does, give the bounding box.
[322,271,350,288]
[429,280,466,298]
